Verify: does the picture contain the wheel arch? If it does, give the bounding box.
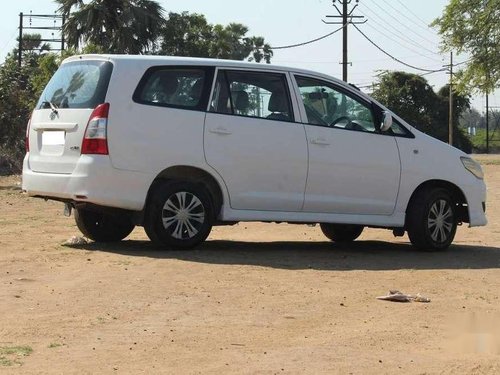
[405,179,469,224]
[145,165,224,221]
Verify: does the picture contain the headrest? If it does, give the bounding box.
[190,79,204,100]
[233,91,249,111]
[268,92,288,113]
[308,91,328,100]
[156,72,179,96]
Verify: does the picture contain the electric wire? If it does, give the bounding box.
[379,0,439,44]
[273,52,447,64]
[395,0,436,30]
[352,23,445,73]
[361,2,441,56]
[270,23,346,50]
[357,9,443,63]
[353,69,445,90]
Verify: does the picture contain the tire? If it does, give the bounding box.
[406,187,457,251]
[74,208,135,242]
[320,223,364,242]
[144,181,214,249]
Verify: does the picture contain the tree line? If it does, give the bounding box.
[1,0,499,174]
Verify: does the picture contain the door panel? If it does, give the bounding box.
[204,113,308,211]
[204,69,308,211]
[304,126,400,215]
[292,74,401,215]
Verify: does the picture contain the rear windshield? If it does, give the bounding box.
[37,60,113,109]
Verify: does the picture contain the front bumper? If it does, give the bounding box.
[462,179,487,227]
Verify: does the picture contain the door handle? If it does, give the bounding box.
[209,127,232,135]
[310,138,330,146]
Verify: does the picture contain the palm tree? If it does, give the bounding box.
[56,0,165,54]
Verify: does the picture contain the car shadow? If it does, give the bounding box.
[65,239,500,271]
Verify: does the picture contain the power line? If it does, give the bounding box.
[395,0,435,31]
[270,24,346,50]
[353,69,445,89]
[361,2,441,56]
[272,53,446,65]
[0,30,19,58]
[352,23,445,73]
[378,0,439,44]
[358,12,443,63]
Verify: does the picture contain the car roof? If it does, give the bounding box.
[65,54,346,84]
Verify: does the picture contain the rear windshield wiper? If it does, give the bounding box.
[41,101,59,114]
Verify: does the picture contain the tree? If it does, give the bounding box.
[22,33,51,54]
[0,35,60,174]
[56,0,165,54]
[159,12,273,63]
[159,12,213,58]
[372,71,473,152]
[432,0,500,94]
[460,108,485,129]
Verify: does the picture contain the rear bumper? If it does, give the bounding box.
[22,154,151,211]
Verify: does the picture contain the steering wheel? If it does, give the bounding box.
[330,115,353,128]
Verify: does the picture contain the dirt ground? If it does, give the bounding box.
[1,155,499,374]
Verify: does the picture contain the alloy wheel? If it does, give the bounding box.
[162,191,205,240]
[427,199,454,243]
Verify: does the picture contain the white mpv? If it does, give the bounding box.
[22,55,487,250]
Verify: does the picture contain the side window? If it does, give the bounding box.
[210,70,294,122]
[388,119,413,137]
[295,76,376,133]
[134,67,213,110]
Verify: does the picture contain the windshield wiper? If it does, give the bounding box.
[41,101,59,114]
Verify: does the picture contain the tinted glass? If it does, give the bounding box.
[210,70,294,122]
[134,68,209,110]
[37,60,112,109]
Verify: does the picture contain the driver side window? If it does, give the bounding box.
[295,76,376,133]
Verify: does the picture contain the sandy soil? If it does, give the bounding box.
[0,156,499,374]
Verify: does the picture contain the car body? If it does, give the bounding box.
[22,55,487,249]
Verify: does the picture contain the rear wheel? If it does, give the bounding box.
[144,181,214,249]
[406,187,457,251]
[74,209,135,242]
[320,223,364,242]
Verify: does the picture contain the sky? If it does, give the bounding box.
[0,0,498,112]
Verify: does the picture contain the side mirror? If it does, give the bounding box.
[381,111,393,132]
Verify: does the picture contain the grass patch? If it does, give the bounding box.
[0,345,33,366]
[48,343,62,349]
[0,357,13,366]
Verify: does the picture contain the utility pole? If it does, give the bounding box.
[323,0,366,82]
[448,52,453,145]
[18,13,23,67]
[17,11,65,67]
[342,1,348,82]
[486,94,489,154]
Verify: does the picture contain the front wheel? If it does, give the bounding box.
[74,209,135,242]
[320,223,364,242]
[406,188,457,251]
[144,181,214,249]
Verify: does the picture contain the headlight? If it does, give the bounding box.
[461,157,484,179]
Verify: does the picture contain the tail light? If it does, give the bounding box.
[25,114,32,152]
[81,103,109,155]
